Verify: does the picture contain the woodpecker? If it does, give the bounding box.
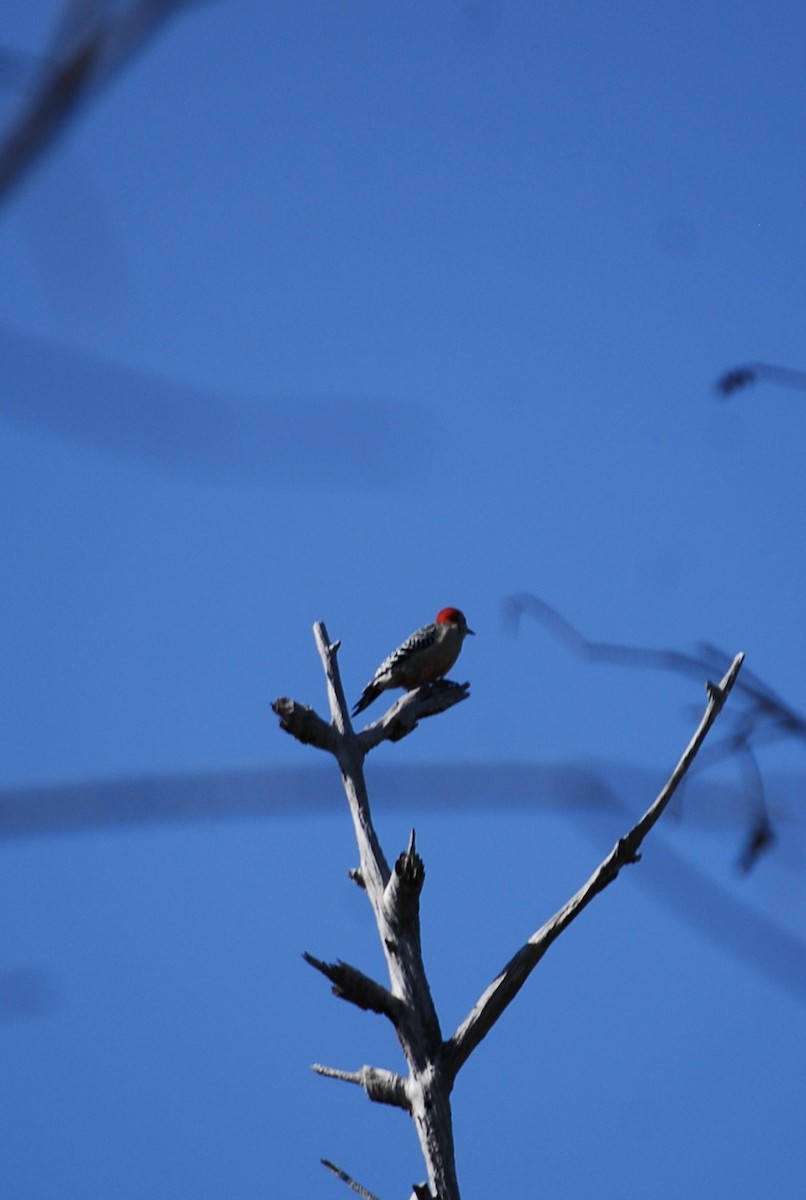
[352,607,475,717]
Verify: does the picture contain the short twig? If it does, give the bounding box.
[715,362,806,397]
[271,698,337,752]
[302,953,403,1019]
[321,1158,383,1200]
[312,1063,410,1110]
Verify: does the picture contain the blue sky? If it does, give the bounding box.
[1,2,805,1197]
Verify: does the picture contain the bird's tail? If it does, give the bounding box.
[352,682,382,717]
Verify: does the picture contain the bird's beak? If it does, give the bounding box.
[466,627,476,636]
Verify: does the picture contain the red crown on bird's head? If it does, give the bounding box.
[435,607,474,636]
[436,607,465,625]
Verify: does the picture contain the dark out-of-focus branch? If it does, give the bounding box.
[715,362,806,398]
[505,593,806,872]
[0,0,207,203]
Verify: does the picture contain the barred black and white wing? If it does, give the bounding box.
[352,609,473,718]
[352,622,440,716]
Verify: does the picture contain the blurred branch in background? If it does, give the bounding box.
[0,327,416,487]
[715,362,806,398]
[2,761,805,1008]
[0,0,417,490]
[505,592,806,872]
[0,0,209,204]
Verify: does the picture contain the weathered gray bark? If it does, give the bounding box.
[272,623,743,1199]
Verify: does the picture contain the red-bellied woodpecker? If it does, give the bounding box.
[352,607,475,717]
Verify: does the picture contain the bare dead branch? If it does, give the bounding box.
[309,625,391,893]
[312,1064,410,1111]
[302,953,403,1020]
[271,698,337,752]
[356,682,471,751]
[443,652,744,1082]
[383,831,426,938]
